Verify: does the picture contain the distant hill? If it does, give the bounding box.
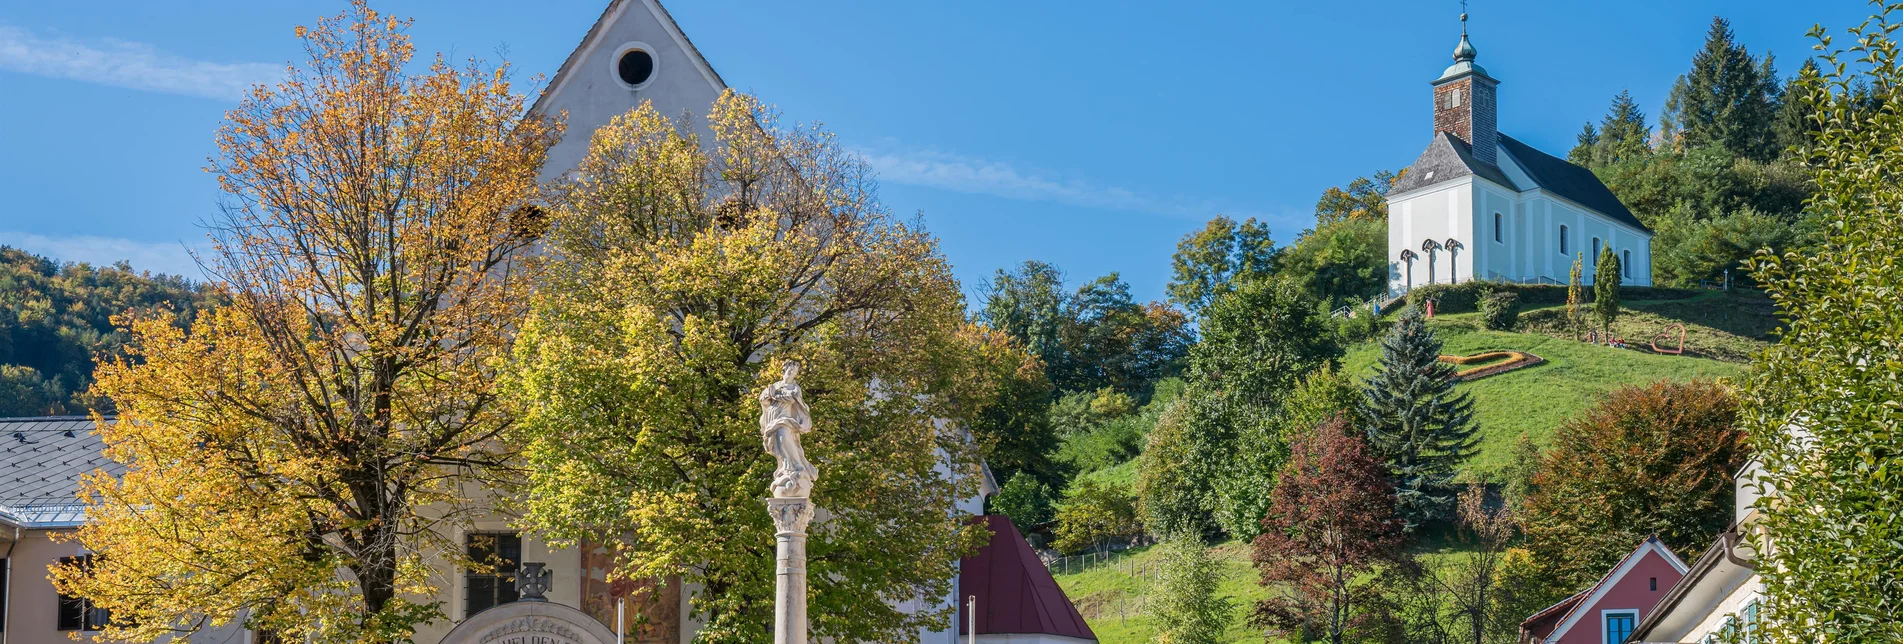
[1342,289,1774,476]
[0,246,222,417]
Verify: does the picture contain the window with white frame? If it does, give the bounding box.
[1623,250,1632,278]
[1560,225,1570,255]
[56,555,110,631]
[1494,212,1503,243]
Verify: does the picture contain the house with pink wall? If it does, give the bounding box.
[1519,536,1689,644]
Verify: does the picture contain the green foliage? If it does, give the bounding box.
[1359,305,1479,530]
[1569,90,1654,169]
[993,472,1056,529]
[1407,281,1482,314]
[1167,215,1280,315]
[1521,380,1747,594]
[1479,290,1520,331]
[981,262,1193,397]
[1566,254,1586,338]
[1279,218,1390,308]
[1664,17,1783,161]
[1650,205,1812,288]
[1593,244,1622,337]
[1150,536,1235,644]
[1746,10,1903,639]
[1313,170,1397,226]
[1136,396,1213,539]
[969,348,1064,488]
[0,246,220,416]
[1053,384,1180,476]
[1053,478,1142,555]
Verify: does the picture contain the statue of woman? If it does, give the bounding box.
[759,362,816,498]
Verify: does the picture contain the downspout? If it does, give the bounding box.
[3,524,19,644]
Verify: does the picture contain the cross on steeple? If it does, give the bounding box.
[1460,1,1469,35]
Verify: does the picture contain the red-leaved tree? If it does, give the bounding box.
[1253,416,1405,644]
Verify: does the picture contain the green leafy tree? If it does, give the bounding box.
[1314,171,1397,225]
[1151,535,1236,644]
[1277,218,1389,308]
[1593,243,1622,338]
[1184,276,1341,538]
[981,263,1190,397]
[969,342,1063,488]
[1166,215,1279,315]
[1052,478,1142,555]
[1746,11,1903,639]
[1358,305,1478,531]
[1521,380,1747,594]
[1136,396,1216,538]
[993,472,1056,529]
[501,93,996,642]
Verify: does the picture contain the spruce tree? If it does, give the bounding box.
[1358,305,1478,530]
[1595,90,1654,166]
[1569,122,1600,166]
[1673,17,1780,161]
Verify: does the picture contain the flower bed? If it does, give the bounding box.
[1438,351,1545,381]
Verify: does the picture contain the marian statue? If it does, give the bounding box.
[759,362,816,499]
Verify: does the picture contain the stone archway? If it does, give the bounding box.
[440,600,618,644]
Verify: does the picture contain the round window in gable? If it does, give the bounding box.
[612,44,656,89]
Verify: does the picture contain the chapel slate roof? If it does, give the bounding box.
[0,416,119,528]
[958,515,1096,641]
[1389,132,1517,197]
[1499,134,1651,233]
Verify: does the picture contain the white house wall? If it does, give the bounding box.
[1388,177,1478,295]
[1,529,249,644]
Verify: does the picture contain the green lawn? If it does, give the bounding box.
[1343,296,1756,477]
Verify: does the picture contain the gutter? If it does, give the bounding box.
[3,524,18,644]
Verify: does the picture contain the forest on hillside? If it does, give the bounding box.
[0,246,220,416]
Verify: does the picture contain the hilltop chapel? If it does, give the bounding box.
[1387,13,1653,295]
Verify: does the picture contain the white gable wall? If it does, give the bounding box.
[1388,177,1479,295]
[532,0,726,183]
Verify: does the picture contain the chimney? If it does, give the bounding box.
[1433,12,1499,165]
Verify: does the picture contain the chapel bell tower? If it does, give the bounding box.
[1432,10,1499,164]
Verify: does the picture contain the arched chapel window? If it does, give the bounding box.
[1494,213,1503,243]
[1559,225,1569,255]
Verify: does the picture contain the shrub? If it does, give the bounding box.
[1521,380,1747,593]
[1479,290,1521,330]
[992,472,1056,529]
[1151,535,1235,644]
[1052,478,1142,554]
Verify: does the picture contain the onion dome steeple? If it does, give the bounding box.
[1439,10,1489,81]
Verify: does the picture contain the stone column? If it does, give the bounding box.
[769,498,815,644]
[759,362,817,644]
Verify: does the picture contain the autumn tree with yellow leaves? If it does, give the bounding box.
[503,92,1003,643]
[51,3,559,641]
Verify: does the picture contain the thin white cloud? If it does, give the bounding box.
[2,232,204,280]
[857,146,1263,221]
[0,25,278,101]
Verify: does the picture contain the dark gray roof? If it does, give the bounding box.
[1,416,120,528]
[1499,134,1650,233]
[1390,132,1517,196]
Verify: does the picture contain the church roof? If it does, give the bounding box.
[1391,133,1651,236]
[1389,132,1515,196]
[958,515,1097,641]
[1499,134,1650,233]
[1,416,119,529]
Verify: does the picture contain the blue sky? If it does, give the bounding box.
[0,1,1870,303]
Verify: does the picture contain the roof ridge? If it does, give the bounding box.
[0,415,111,423]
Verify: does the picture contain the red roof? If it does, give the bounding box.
[957,515,1096,640]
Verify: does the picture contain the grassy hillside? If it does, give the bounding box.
[1052,541,1270,643]
[1343,290,1770,476]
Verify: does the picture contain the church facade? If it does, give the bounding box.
[1387,18,1653,296]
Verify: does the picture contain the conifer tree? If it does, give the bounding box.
[1594,245,1623,338]
[1566,253,1586,340]
[1357,305,1478,530]
[1671,17,1781,161]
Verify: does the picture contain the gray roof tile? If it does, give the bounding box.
[1,416,120,527]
